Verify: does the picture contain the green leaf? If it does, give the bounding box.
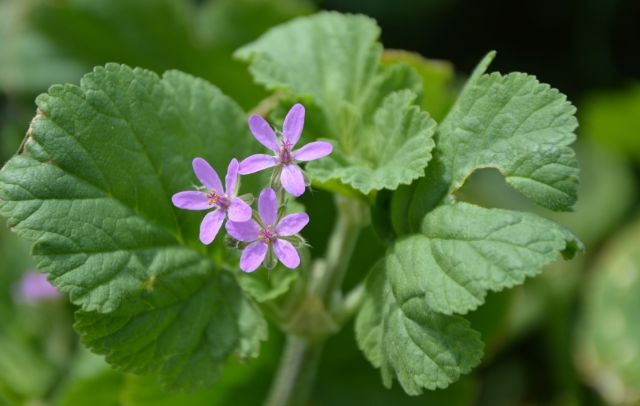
[236,12,429,194]
[235,12,383,135]
[0,64,266,388]
[576,217,640,404]
[76,271,266,390]
[437,52,579,211]
[237,264,299,303]
[0,64,254,312]
[306,91,436,194]
[355,261,483,395]
[388,202,582,315]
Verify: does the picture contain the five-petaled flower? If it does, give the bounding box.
[172,158,251,244]
[226,188,308,272]
[239,103,333,197]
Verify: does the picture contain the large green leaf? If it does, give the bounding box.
[0,64,256,312]
[437,52,579,211]
[388,202,582,316]
[390,52,580,235]
[0,64,265,387]
[355,261,483,395]
[236,12,429,194]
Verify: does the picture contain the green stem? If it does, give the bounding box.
[265,195,366,405]
[265,336,324,406]
[334,282,366,325]
[313,195,367,307]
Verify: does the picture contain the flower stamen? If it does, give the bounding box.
[206,191,228,208]
[258,225,277,243]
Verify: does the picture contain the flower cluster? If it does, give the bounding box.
[172,104,332,272]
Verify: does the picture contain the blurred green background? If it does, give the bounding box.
[1,0,639,405]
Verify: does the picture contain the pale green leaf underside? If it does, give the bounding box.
[236,12,429,194]
[438,52,579,211]
[355,262,483,395]
[306,90,436,194]
[388,202,582,316]
[76,271,266,390]
[0,64,265,388]
[235,11,382,141]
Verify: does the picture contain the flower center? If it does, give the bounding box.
[258,225,277,243]
[206,190,228,208]
[279,142,293,164]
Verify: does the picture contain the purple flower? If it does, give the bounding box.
[226,188,308,272]
[14,271,60,303]
[239,103,333,197]
[172,158,251,244]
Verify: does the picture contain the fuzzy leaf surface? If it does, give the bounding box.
[388,202,583,315]
[355,262,484,395]
[0,64,264,388]
[437,52,579,211]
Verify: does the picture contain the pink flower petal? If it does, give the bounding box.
[281,164,305,197]
[238,154,278,175]
[172,191,210,210]
[199,209,225,245]
[225,159,239,195]
[282,103,305,146]
[258,188,278,226]
[225,219,260,242]
[248,115,280,153]
[276,212,309,236]
[240,241,268,272]
[273,239,300,269]
[192,157,223,192]
[227,197,252,222]
[293,141,333,162]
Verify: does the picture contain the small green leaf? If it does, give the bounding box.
[306,90,436,194]
[236,12,429,194]
[237,265,298,303]
[76,271,266,390]
[356,261,483,395]
[437,52,579,211]
[388,202,582,315]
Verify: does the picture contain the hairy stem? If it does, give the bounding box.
[265,336,324,406]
